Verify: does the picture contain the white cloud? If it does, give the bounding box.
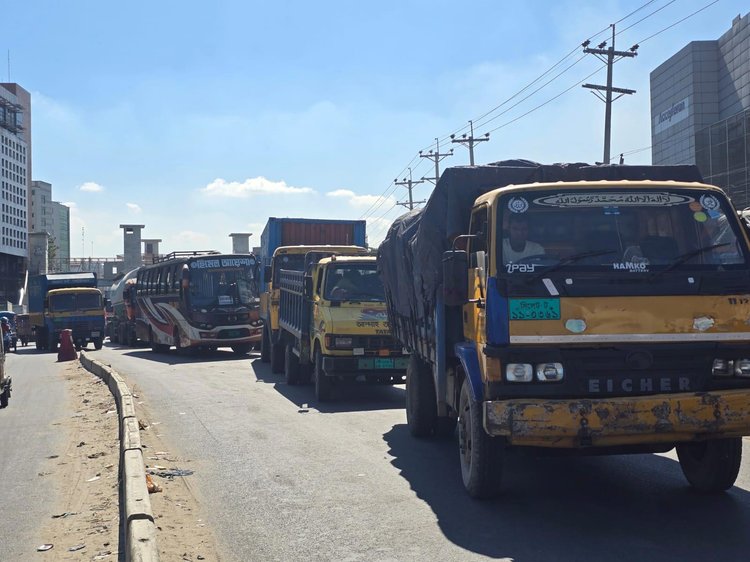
[327,189,395,208]
[201,177,315,198]
[79,182,104,192]
[126,203,142,213]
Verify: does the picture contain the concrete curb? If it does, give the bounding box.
[79,351,160,562]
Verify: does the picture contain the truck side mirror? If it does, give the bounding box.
[442,250,469,306]
[303,276,313,299]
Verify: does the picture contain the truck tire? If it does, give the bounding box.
[127,328,137,347]
[111,326,120,344]
[260,325,271,363]
[676,438,742,493]
[458,378,504,499]
[285,343,302,385]
[270,334,285,375]
[232,343,251,355]
[93,338,103,350]
[405,355,455,438]
[314,349,333,402]
[0,384,9,408]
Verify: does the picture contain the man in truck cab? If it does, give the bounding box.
[502,213,545,264]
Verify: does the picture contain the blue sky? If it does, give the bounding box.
[4,0,748,256]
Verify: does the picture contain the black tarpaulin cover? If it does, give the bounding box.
[378,159,704,326]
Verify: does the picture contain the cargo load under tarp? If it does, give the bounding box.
[378,160,704,349]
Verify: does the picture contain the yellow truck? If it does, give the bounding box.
[260,244,369,373]
[379,160,750,498]
[275,254,408,400]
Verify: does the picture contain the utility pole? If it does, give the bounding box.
[395,168,425,210]
[450,120,490,166]
[419,138,453,185]
[582,24,638,164]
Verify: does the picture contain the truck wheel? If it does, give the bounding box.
[458,378,504,499]
[260,326,271,363]
[314,349,333,402]
[285,343,301,385]
[677,438,742,493]
[232,343,251,355]
[270,335,285,375]
[0,386,8,408]
[406,355,455,438]
[93,338,103,350]
[111,328,120,344]
[127,329,137,347]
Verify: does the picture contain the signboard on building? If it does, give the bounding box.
[654,96,690,134]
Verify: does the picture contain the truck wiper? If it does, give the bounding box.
[528,249,618,282]
[649,243,731,279]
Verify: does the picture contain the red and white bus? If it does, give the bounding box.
[135,251,262,354]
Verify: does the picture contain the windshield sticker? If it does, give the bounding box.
[612,261,649,272]
[603,206,620,215]
[508,196,529,214]
[533,192,693,207]
[505,263,538,274]
[693,211,708,223]
[359,309,387,321]
[700,194,720,211]
[218,295,233,305]
[689,201,703,212]
[509,298,560,320]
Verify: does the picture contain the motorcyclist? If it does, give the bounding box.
[1,317,12,352]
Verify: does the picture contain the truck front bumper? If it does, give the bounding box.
[322,355,409,378]
[484,389,750,448]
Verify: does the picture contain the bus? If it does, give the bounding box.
[134,251,262,354]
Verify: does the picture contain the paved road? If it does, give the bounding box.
[0,348,70,559]
[96,342,750,561]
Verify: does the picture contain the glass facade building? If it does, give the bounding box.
[650,13,750,207]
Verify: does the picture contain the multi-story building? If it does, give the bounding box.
[0,83,30,304]
[30,180,71,270]
[650,12,750,207]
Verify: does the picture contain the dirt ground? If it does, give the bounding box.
[36,361,219,561]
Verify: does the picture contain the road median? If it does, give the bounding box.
[79,351,160,562]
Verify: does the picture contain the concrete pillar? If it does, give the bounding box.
[229,233,253,254]
[120,225,145,272]
[29,232,49,274]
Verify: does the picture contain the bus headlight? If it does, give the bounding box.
[536,363,564,381]
[505,363,533,382]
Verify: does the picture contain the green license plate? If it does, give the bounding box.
[358,358,396,369]
[509,298,561,320]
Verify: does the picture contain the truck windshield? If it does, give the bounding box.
[189,267,258,308]
[324,263,385,302]
[49,293,102,312]
[498,188,747,276]
[273,254,306,285]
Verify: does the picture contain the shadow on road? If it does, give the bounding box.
[250,358,406,413]
[116,345,260,366]
[384,423,750,561]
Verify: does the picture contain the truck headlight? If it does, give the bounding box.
[712,359,733,376]
[536,363,564,381]
[734,359,750,377]
[506,363,533,382]
[334,337,353,348]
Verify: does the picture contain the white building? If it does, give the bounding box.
[0,83,30,303]
[30,180,71,268]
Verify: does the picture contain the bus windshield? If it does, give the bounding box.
[498,188,747,276]
[49,293,103,312]
[324,263,385,302]
[189,267,258,308]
